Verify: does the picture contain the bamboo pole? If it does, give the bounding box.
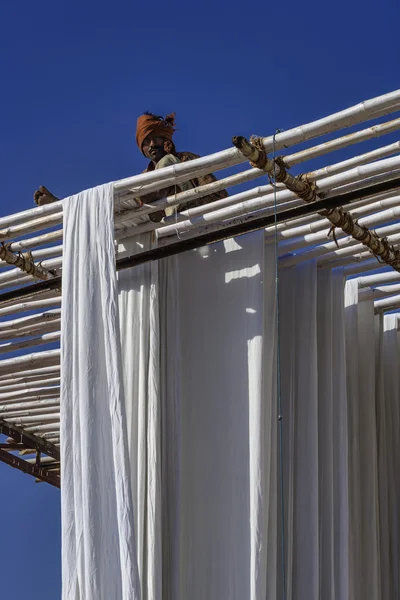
[24,423,59,433]
[0,331,60,355]
[0,309,61,331]
[0,320,60,341]
[0,400,59,413]
[0,349,60,376]
[374,294,400,311]
[0,213,62,243]
[8,230,63,253]
[358,272,400,287]
[0,201,62,231]
[0,366,60,383]
[0,377,60,393]
[0,298,61,318]
[0,386,60,403]
[5,414,60,425]
[360,284,400,301]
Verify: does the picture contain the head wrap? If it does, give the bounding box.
[136,112,176,154]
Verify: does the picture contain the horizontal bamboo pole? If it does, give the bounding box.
[8,230,63,253]
[5,413,60,425]
[0,309,61,331]
[0,213,62,244]
[0,201,62,231]
[0,366,60,384]
[0,377,60,393]
[360,284,400,301]
[0,400,59,414]
[0,386,60,403]
[0,331,60,355]
[0,297,61,318]
[358,272,400,287]
[0,320,60,341]
[24,422,59,433]
[0,349,60,376]
[374,294,400,311]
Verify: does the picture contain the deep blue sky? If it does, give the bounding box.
[0,0,399,597]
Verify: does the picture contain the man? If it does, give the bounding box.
[135,112,228,221]
[33,112,228,218]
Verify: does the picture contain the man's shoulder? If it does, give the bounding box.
[156,154,182,169]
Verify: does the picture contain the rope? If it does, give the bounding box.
[272,130,287,600]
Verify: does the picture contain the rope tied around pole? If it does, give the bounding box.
[0,243,54,281]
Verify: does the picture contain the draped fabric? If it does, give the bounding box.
[61,190,400,599]
[279,263,349,599]
[61,185,140,600]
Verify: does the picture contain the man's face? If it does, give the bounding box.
[142,134,167,163]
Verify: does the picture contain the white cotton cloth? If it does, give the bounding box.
[60,188,400,599]
[162,234,278,600]
[117,233,162,600]
[344,279,380,600]
[61,184,140,600]
[279,263,349,599]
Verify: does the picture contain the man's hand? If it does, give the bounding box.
[33,186,59,206]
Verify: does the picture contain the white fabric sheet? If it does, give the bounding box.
[61,192,400,599]
[280,263,349,599]
[61,185,140,600]
[117,233,162,600]
[169,235,278,600]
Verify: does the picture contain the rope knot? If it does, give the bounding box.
[249,135,268,169]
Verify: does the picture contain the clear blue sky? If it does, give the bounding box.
[0,0,399,597]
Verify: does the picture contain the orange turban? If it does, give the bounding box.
[136,112,176,153]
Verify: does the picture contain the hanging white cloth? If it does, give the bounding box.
[162,234,278,600]
[61,184,140,600]
[60,188,399,599]
[345,279,380,600]
[117,233,162,600]
[279,262,349,600]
